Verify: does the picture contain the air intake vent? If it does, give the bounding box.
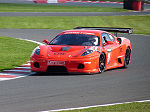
[47,66,67,73]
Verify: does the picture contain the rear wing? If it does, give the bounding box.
[74,27,133,36]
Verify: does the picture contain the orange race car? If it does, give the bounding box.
[30,27,132,74]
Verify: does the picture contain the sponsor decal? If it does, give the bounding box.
[54,52,65,55]
[47,61,65,65]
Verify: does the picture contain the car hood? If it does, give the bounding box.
[46,45,92,59]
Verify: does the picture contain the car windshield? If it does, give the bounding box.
[49,34,99,46]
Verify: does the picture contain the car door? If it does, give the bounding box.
[101,33,121,66]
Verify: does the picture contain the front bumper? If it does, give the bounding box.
[30,56,99,74]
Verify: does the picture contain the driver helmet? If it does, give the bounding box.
[89,36,98,46]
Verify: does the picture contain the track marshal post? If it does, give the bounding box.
[123,0,144,11]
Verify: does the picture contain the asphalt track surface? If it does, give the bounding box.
[0,29,150,112]
[1,11,150,16]
[0,0,150,16]
[0,0,150,9]
[0,1,150,112]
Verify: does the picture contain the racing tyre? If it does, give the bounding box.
[124,47,131,68]
[99,53,106,73]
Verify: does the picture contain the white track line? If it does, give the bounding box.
[41,100,150,112]
[18,38,44,45]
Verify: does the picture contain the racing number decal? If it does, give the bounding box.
[107,49,111,65]
[107,53,111,64]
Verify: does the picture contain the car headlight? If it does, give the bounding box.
[35,48,40,55]
[30,46,40,57]
[81,49,94,56]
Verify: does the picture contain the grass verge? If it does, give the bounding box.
[0,36,38,71]
[57,101,150,112]
[0,3,127,12]
[0,16,150,35]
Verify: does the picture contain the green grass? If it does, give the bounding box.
[0,16,150,35]
[59,101,150,112]
[0,3,127,12]
[0,36,38,71]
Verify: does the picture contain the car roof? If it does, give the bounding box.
[61,29,105,35]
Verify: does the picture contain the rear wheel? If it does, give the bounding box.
[124,47,131,68]
[99,53,106,73]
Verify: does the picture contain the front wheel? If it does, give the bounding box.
[99,53,106,73]
[124,47,131,68]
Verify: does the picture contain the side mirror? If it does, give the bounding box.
[103,41,114,46]
[117,38,122,44]
[43,39,49,45]
[106,41,114,44]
